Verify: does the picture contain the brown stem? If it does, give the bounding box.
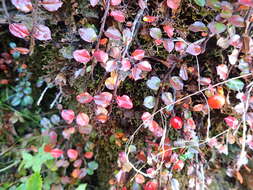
[1,0,11,24]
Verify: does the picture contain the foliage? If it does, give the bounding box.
[1,0,253,189]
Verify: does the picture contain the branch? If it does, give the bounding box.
[90,0,111,77]
[1,0,11,24]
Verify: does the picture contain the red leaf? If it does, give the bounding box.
[61,109,75,124]
[137,61,152,72]
[104,27,122,40]
[163,24,174,38]
[144,181,158,190]
[41,0,63,12]
[224,116,239,129]
[143,16,156,23]
[111,0,121,6]
[67,149,78,160]
[51,148,64,158]
[78,27,97,42]
[90,0,99,7]
[84,152,94,159]
[9,23,29,39]
[73,49,91,63]
[76,112,89,126]
[110,10,125,22]
[33,24,52,41]
[76,92,93,104]
[93,50,109,63]
[11,0,32,12]
[132,49,145,60]
[186,43,202,56]
[116,95,133,109]
[94,92,112,107]
[167,0,181,10]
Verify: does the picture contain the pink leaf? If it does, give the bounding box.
[93,50,108,63]
[148,120,164,137]
[90,0,99,7]
[167,0,181,10]
[137,61,152,72]
[179,64,188,81]
[11,0,32,12]
[135,174,145,184]
[116,95,133,109]
[238,0,253,7]
[175,41,187,53]
[78,27,97,42]
[76,112,89,126]
[9,23,29,39]
[216,64,228,80]
[130,67,142,81]
[73,49,91,63]
[110,10,125,22]
[33,24,52,41]
[13,47,30,55]
[76,92,93,104]
[224,116,239,129]
[150,27,162,40]
[104,27,122,40]
[79,124,93,134]
[228,15,245,27]
[120,59,131,71]
[141,112,152,127]
[41,0,63,12]
[170,76,184,90]
[101,60,117,72]
[94,92,113,107]
[67,149,78,160]
[132,49,145,61]
[200,77,211,85]
[163,24,174,38]
[51,148,64,158]
[111,0,121,6]
[186,43,202,56]
[163,39,174,53]
[61,109,75,124]
[62,127,75,139]
[138,0,147,9]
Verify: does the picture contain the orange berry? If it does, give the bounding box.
[208,94,225,109]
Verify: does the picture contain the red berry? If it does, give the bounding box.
[144,181,158,190]
[170,116,183,129]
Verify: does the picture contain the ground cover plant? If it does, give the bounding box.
[1,0,253,189]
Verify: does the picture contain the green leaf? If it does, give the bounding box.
[226,79,244,91]
[21,96,33,106]
[11,96,21,106]
[21,147,53,172]
[86,168,94,175]
[76,184,87,190]
[194,0,206,6]
[26,173,42,190]
[88,161,99,170]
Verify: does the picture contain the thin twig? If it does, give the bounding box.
[90,0,111,77]
[195,56,211,140]
[1,0,11,24]
[29,0,39,55]
[125,73,252,177]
